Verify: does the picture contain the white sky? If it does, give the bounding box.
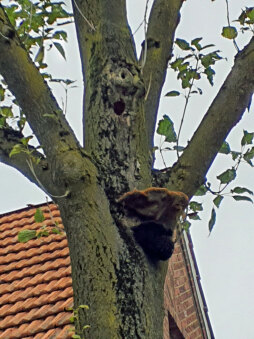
[0,1,254,338]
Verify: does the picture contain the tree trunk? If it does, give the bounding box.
[0,1,253,338]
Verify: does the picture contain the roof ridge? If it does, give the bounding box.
[0,202,57,221]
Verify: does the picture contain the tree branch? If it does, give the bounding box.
[0,128,55,195]
[71,0,137,145]
[0,5,80,162]
[165,37,254,198]
[142,0,183,148]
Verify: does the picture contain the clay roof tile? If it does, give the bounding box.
[0,203,73,338]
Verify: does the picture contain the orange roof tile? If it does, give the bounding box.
[0,204,74,339]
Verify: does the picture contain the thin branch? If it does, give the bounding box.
[162,37,254,198]
[73,0,96,31]
[141,0,183,149]
[140,0,150,73]
[176,58,199,158]
[0,128,51,190]
[225,0,239,52]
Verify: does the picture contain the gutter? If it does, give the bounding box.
[180,231,215,339]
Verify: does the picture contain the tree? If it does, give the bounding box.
[0,0,253,338]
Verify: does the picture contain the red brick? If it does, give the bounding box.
[174,276,187,286]
[186,305,196,316]
[185,319,199,333]
[189,327,202,339]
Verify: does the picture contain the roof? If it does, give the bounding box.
[0,202,214,339]
[0,203,74,339]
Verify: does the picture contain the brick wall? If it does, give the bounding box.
[164,239,208,339]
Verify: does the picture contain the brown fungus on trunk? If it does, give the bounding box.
[118,188,189,260]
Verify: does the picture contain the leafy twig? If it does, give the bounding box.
[176,57,199,158]
[225,0,239,52]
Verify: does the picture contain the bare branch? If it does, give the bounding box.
[141,0,183,148]
[166,37,254,198]
[0,128,53,194]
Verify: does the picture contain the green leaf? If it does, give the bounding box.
[182,77,190,89]
[69,316,75,323]
[217,168,236,184]
[238,8,254,25]
[231,187,253,195]
[37,230,49,238]
[238,10,248,25]
[18,229,37,243]
[219,141,230,154]
[170,58,184,70]
[0,86,5,100]
[173,145,185,152]
[203,66,215,86]
[191,37,202,50]
[221,26,238,39]
[65,306,73,311]
[175,38,192,51]
[232,195,253,203]
[34,46,44,64]
[208,208,216,233]
[53,42,66,60]
[241,130,254,146]
[0,106,13,118]
[189,201,203,212]
[201,52,221,68]
[165,91,180,97]
[178,62,189,72]
[246,7,254,22]
[243,147,254,165]
[156,115,177,143]
[34,208,45,223]
[200,44,215,51]
[182,220,191,232]
[9,144,23,157]
[21,136,33,146]
[195,185,208,196]
[52,228,62,234]
[213,195,224,208]
[188,213,201,220]
[231,151,241,161]
[52,30,68,41]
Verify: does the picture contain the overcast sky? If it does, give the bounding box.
[0,1,254,338]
